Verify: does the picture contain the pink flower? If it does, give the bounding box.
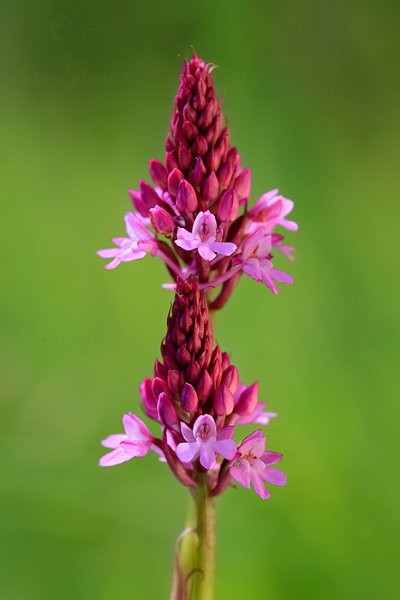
[247,189,298,234]
[230,430,286,500]
[175,211,237,261]
[97,212,155,270]
[176,414,237,470]
[236,229,293,294]
[99,412,155,467]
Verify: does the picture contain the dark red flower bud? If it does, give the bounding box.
[139,377,158,420]
[152,377,170,400]
[221,365,239,395]
[176,180,198,212]
[214,384,234,416]
[190,157,207,186]
[149,159,168,188]
[158,392,179,427]
[202,172,219,203]
[178,143,192,170]
[197,369,213,401]
[233,167,252,200]
[139,180,160,211]
[181,383,198,414]
[167,369,183,394]
[235,382,259,416]
[217,189,239,222]
[129,189,148,217]
[167,168,184,196]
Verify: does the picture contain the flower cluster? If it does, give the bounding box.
[97,53,297,309]
[100,277,286,500]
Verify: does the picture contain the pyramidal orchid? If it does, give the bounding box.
[97,54,297,600]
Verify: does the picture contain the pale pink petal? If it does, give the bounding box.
[97,248,120,258]
[176,441,199,464]
[181,422,195,442]
[120,249,147,262]
[242,229,265,259]
[281,218,298,231]
[112,237,126,245]
[123,413,151,442]
[213,438,237,460]
[270,269,293,285]
[210,242,237,256]
[120,440,150,458]
[99,446,134,467]
[243,260,263,282]
[101,434,127,449]
[261,270,279,294]
[230,460,251,488]
[192,211,217,239]
[125,211,153,240]
[199,444,217,470]
[260,451,283,467]
[262,467,287,486]
[193,414,217,439]
[175,236,199,252]
[256,411,277,426]
[198,244,216,261]
[238,430,264,456]
[105,258,122,270]
[266,198,284,220]
[250,470,271,499]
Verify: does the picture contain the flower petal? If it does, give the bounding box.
[214,438,237,460]
[181,422,195,443]
[262,467,287,486]
[210,242,237,257]
[199,444,216,470]
[198,244,216,261]
[230,460,251,488]
[260,451,283,467]
[176,441,199,464]
[97,248,120,258]
[250,470,271,499]
[101,433,127,449]
[99,446,134,467]
[270,269,293,285]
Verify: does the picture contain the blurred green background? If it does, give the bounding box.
[1,0,399,598]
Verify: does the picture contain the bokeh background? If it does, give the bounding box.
[1,0,399,598]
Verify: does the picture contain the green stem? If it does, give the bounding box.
[191,474,215,600]
[170,475,215,600]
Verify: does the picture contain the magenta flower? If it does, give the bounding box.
[99,412,155,466]
[176,414,237,470]
[175,210,237,261]
[236,228,293,294]
[230,430,286,499]
[97,212,155,270]
[247,189,298,234]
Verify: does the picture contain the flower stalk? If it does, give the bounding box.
[171,475,215,600]
[97,53,296,597]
